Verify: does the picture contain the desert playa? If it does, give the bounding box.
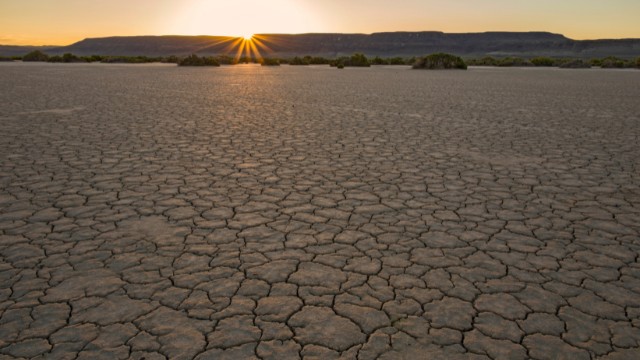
[0,63,639,359]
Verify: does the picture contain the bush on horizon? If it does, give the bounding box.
[637,57,640,68]
[347,53,370,67]
[22,50,49,62]
[465,57,498,66]
[368,56,407,65]
[261,58,280,66]
[388,57,407,65]
[307,56,331,65]
[100,55,161,63]
[530,57,557,67]
[48,53,86,63]
[559,59,591,69]
[178,54,220,66]
[162,55,180,64]
[289,56,309,65]
[329,53,370,67]
[497,57,533,67]
[413,53,467,70]
[0,56,13,62]
[599,56,634,68]
[371,56,387,65]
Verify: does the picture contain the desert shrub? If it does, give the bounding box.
[0,56,13,62]
[81,55,103,62]
[289,56,309,65]
[236,56,253,64]
[559,59,591,69]
[345,53,370,67]
[47,55,63,63]
[530,57,556,67]
[589,58,602,67]
[497,57,533,67]
[413,53,467,70]
[337,63,345,69]
[329,57,349,67]
[329,53,371,67]
[600,56,627,68]
[160,55,179,64]
[466,57,498,66]
[306,56,329,65]
[371,56,387,65]
[177,54,220,66]
[261,58,280,66]
[388,57,406,65]
[62,53,85,63]
[214,56,234,65]
[22,50,49,62]
[100,56,161,63]
[636,57,640,68]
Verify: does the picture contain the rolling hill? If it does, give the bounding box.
[2,32,640,58]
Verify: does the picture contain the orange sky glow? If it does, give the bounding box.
[1,0,640,45]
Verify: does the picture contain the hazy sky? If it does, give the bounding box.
[1,0,639,45]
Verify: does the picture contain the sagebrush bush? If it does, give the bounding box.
[178,54,220,66]
[22,50,49,62]
[531,57,556,67]
[559,59,591,69]
[261,58,280,66]
[413,53,467,70]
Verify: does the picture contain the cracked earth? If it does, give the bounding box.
[0,63,639,359]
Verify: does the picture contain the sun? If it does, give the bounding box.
[243,34,254,41]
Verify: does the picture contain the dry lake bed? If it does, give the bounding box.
[1,63,639,359]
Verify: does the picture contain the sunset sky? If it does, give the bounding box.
[1,0,639,45]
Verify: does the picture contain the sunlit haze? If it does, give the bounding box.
[1,0,640,45]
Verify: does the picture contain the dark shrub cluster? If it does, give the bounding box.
[287,56,331,65]
[13,50,639,70]
[22,50,49,62]
[413,53,467,70]
[599,56,631,68]
[347,53,370,67]
[213,56,234,65]
[261,58,280,66]
[466,57,499,66]
[289,56,309,65]
[559,59,591,69]
[497,57,533,67]
[530,57,557,67]
[101,56,165,63]
[178,54,220,66]
[48,53,86,63]
[371,56,386,65]
[389,57,408,65]
[162,56,180,64]
[369,56,409,65]
[466,56,638,69]
[330,53,370,68]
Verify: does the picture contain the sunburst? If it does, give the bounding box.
[188,34,276,64]
[224,34,274,64]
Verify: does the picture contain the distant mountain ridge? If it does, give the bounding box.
[2,32,640,58]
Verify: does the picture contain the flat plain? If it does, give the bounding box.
[1,63,639,359]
